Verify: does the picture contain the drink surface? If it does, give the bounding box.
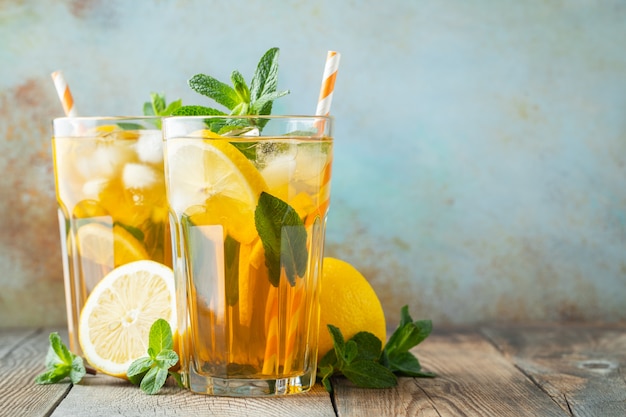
[52,127,171,354]
[166,134,332,393]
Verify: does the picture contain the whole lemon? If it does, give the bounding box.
[317,257,387,358]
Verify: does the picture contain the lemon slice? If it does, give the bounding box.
[167,138,267,243]
[78,260,176,377]
[76,223,149,268]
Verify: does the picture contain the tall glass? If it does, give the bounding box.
[52,117,171,355]
[163,115,333,396]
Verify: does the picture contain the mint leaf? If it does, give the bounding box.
[149,318,173,354]
[140,366,169,395]
[49,332,72,364]
[70,356,86,384]
[250,47,279,102]
[127,319,181,395]
[343,340,359,364]
[127,357,153,385]
[151,92,167,114]
[250,90,289,116]
[385,351,435,377]
[142,92,182,128]
[155,350,179,370]
[188,73,241,110]
[327,324,345,353]
[169,371,184,388]
[231,70,250,103]
[350,331,383,362]
[224,235,240,306]
[380,306,434,378]
[162,99,183,116]
[35,332,86,385]
[343,361,397,389]
[172,105,226,116]
[255,192,307,287]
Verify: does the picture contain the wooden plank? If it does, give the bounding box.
[0,327,38,359]
[483,324,626,417]
[0,328,72,417]
[331,376,441,417]
[333,329,568,416]
[50,375,336,417]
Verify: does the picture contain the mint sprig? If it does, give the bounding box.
[127,319,182,395]
[34,332,86,385]
[318,306,435,392]
[174,47,289,129]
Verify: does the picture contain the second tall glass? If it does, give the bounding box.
[52,117,171,355]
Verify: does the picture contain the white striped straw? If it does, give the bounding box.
[51,71,78,117]
[315,51,341,116]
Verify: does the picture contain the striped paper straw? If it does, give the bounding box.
[51,70,77,117]
[315,51,341,116]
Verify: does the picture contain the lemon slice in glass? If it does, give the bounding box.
[78,260,176,378]
[167,138,267,244]
[76,223,149,268]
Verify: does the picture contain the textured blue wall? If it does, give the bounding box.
[1,0,625,327]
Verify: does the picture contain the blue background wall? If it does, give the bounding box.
[1,0,625,327]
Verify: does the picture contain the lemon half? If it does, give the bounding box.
[78,260,176,378]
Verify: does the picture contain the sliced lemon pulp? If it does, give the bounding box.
[78,260,176,378]
[76,223,149,268]
[167,138,267,243]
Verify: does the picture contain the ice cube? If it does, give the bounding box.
[256,141,297,167]
[135,131,163,163]
[122,163,159,189]
[260,154,296,190]
[82,178,108,199]
[294,146,328,182]
[75,140,134,179]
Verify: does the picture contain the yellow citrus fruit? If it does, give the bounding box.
[78,260,176,378]
[318,257,387,358]
[167,138,267,243]
[76,223,149,268]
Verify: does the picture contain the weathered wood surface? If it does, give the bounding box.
[1,324,624,417]
[483,324,626,417]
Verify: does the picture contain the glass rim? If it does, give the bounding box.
[163,114,333,121]
[53,116,161,122]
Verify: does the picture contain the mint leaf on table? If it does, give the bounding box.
[318,306,435,392]
[254,191,308,287]
[127,319,182,395]
[318,325,396,392]
[34,332,86,385]
[380,306,436,378]
[173,47,289,132]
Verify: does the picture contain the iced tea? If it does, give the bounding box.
[164,116,333,396]
[52,117,171,355]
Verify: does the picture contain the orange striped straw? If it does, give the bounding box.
[315,51,341,116]
[51,70,77,117]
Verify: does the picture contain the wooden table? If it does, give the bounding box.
[1,324,625,416]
